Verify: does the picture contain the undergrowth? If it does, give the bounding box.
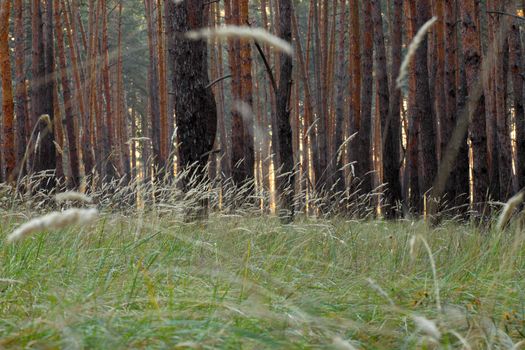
[1,204,525,349]
[0,171,524,349]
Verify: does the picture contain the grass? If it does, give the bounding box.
[1,204,525,349]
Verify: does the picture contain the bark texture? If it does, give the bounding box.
[169,0,217,218]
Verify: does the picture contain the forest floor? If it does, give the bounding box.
[1,210,525,349]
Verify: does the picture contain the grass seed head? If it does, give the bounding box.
[409,235,417,259]
[412,315,441,340]
[0,278,22,284]
[186,26,293,56]
[7,208,99,243]
[332,337,359,350]
[55,191,93,204]
[396,17,437,89]
[497,191,524,231]
[39,114,53,132]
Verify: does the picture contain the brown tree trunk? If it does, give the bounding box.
[509,11,525,190]
[145,0,162,176]
[165,0,176,169]
[359,0,374,196]
[275,0,295,219]
[260,0,274,200]
[460,0,489,216]
[493,0,513,201]
[348,0,361,190]
[100,0,115,181]
[435,0,446,167]
[169,0,217,218]
[312,0,328,192]
[212,3,230,181]
[62,0,93,176]
[492,1,512,200]
[225,0,247,186]
[389,0,403,207]
[485,0,500,199]
[414,0,438,205]
[53,70,65,182]
[0,0,15,182]
[55,0,80,188]
[326,0,337,169]
[90,0,104,177]
[116,1,131,180]
[239,0,255,183]
[157,0,169,169]
[31,0,56,185]
[130,106,137,180]
[14,0,29,176]
[405,0,421,211]
[292,5,318,196]
[442,0,458,203]
[372,0,401,217]
[332,0,346,193]
[455,0,470,205]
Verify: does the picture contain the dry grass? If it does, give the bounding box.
[186,26,293,56]
[396,17,437,89]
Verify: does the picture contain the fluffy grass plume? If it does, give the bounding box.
[186,26,293,56]
[55,191,93,204]
[0,278,21,284]
[396,17,437,89]
[497,191,524,231]
[7,208,98,243]
[412,315,441,340]
[332,337,359,350]
[126,137,151,145]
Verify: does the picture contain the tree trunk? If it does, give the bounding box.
[157,0,169,170]
[275,0,295,220]
[116,1,131,180]
[14,0,29,176]
[100,0,115,181]
[212,3,230,181]
[414,0,438,206]
[347,0,361,190]
[493,1,512,200]
[455,0,470,206]
[292,5,318,198]
[389,0,403,208]
[145,0,162,176]
[91,0,104,177]
[485,0,500,200]
[31,0,56,186]
[239,0,255,184]
[63,0,93,176]
[332,0,346,194]
[460,0,489,217]
[372,0,401,217]
[312,0,328,192]
[405,0,421,212]
[359,0,374,196]
[52,68,65,182]
[0,0,15,182]
[55,0,80,188]
[509,11,525,190]
[169,0,217,219]
[225,0,247,186]
[442,0,458,203]
[435,0,446,167]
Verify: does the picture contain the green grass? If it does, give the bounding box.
[1,210,525,349]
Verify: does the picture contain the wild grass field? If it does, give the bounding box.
[1,190,525,350]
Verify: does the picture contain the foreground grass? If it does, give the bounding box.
[1,209,525,349]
